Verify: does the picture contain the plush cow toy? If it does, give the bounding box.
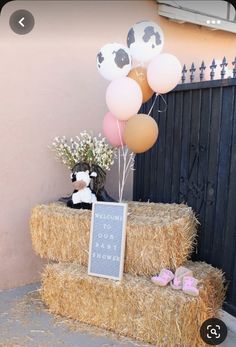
[67,162,97,210]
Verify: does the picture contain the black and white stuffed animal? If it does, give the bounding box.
[90,164,116,202]
[67,162,97,210]
[64,162,116,208]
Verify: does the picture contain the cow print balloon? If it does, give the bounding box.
[127,21,164,63]
[96,43,132,81]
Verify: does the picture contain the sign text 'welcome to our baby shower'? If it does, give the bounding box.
[88,202,127,280]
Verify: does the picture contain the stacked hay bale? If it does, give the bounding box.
[31,202,197,274]
[30,201,225,347]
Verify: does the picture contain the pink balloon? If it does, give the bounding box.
[105,77,142,121]
[103,112,126,147]
[147,53,182,94]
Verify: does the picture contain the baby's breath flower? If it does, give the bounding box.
[51,131,116,171]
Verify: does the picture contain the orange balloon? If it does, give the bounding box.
[124,114,159,153]
[128,67,154,103]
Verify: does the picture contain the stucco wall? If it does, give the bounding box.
[0,0,236,289]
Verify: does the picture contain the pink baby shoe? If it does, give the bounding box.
[171,266,193,290]
[182,276,199,296]
[151,269,174,287]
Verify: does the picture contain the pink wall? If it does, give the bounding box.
[0,0,236,289]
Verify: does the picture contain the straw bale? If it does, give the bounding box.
[30,201,198,275]
[41,261,225,347]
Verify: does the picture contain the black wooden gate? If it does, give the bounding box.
[133,77,236,316]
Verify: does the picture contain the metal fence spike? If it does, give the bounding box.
[210,59,217,80]
[182,64,187,83]
[190,63,196,83]
[199,61,206,81]
[232,57,236,78]
[185,56,234,83]
[220,56,228,79]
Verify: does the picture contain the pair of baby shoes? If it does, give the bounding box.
[151,266,199,296]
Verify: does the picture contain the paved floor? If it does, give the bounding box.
[0,284,236,347]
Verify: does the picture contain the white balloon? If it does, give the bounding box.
[105,77,142,121]
[127,21,164,63]
[147,53,182,94]
[96,43,132,81]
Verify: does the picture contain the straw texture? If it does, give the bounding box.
[30,201,198,275]
[41,261,225,347]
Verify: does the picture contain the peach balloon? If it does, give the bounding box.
[124,114,159,153]
[128,67,154,103]
[105,77,142,121]
[147,53,182,94]
[103,112,126,147]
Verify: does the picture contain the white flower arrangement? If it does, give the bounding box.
[51,131,116,171]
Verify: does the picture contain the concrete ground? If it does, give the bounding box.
[0,284,236,347]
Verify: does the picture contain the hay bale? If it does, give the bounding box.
[30,201,198,275]
[41,261,225,347]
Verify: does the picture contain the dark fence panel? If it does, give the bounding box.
[133,78,236,316]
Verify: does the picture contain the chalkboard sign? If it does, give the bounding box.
[88,202,127,281]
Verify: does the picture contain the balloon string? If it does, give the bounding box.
[118,146,121,202]
[117,119,126,202]
[157,94,168,113]
[116,119,124,148]
[148,93,168,116]
[117,120,123,202]
[116,119,135,202]
[120,147,128,202]
[124,152,135,183]
[148,93,158,115]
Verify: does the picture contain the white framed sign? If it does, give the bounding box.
[88,201,127,281]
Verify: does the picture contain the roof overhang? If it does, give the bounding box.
[157,0,236,33]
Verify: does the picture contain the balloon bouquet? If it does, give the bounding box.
[97,21,182,202]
